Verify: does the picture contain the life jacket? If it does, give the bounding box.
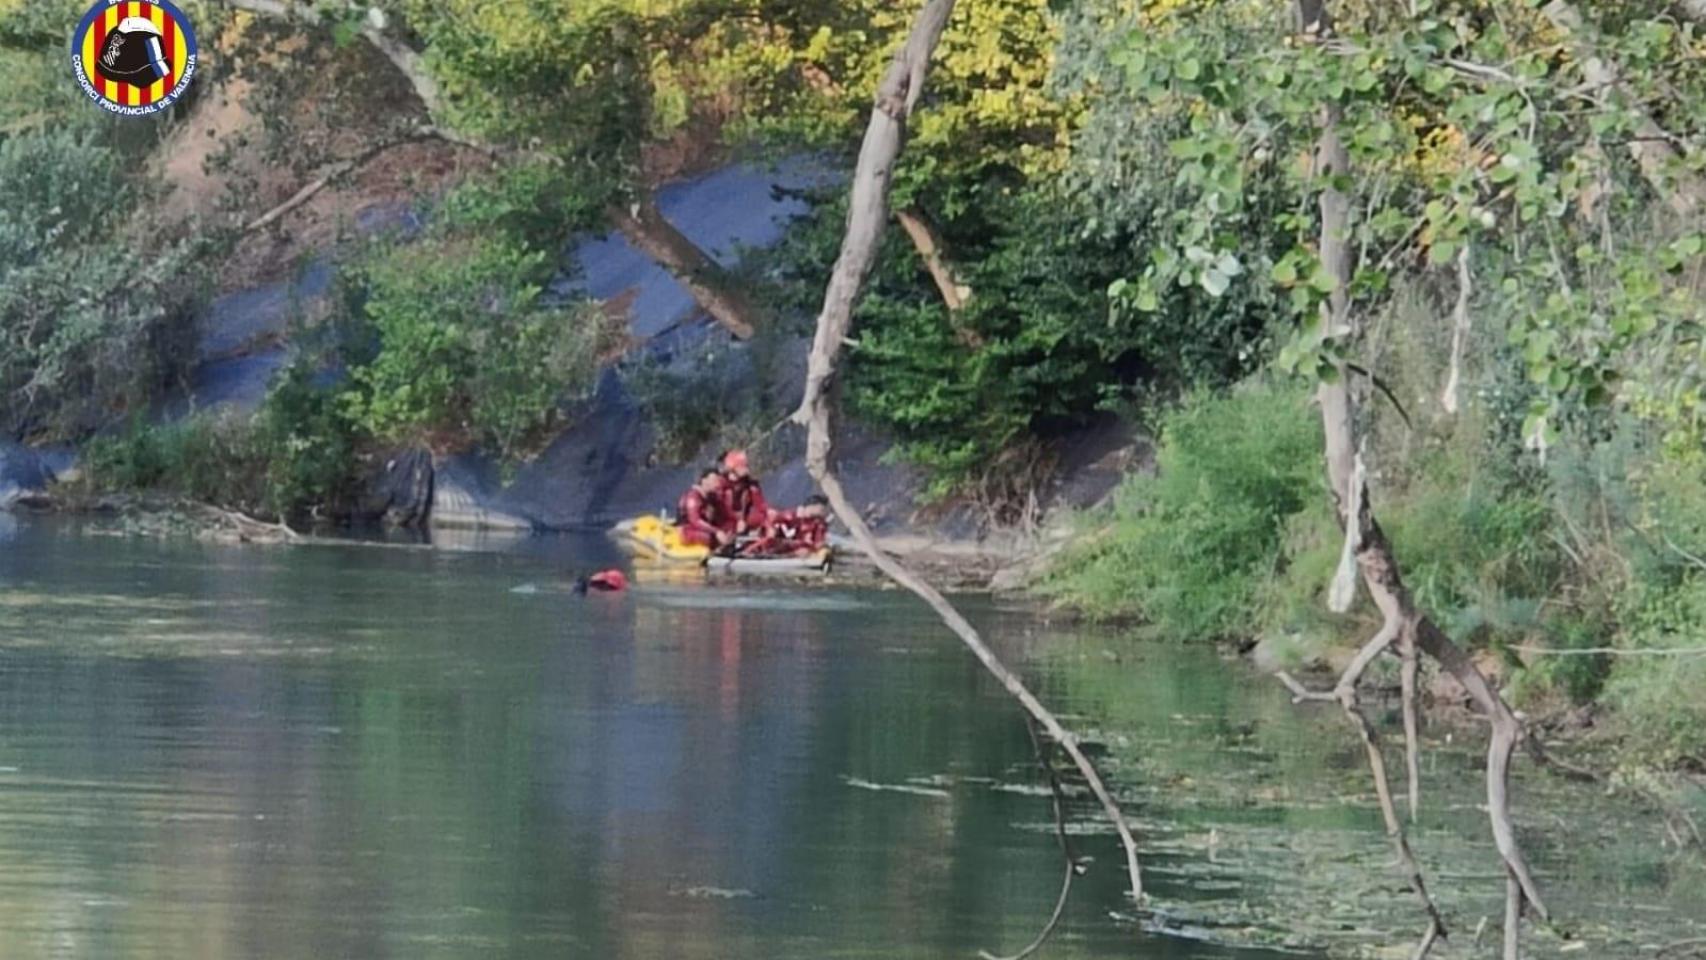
[676,487,723,533]
[721,476,769,531]
[768,510,828,549]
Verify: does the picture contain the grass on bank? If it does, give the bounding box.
[1042,381,1706,771]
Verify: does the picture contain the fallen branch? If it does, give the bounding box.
[980,720,1078,960]
[1513,644,1706,657]
[191,502,301,542]
[1277,620,1448,951]
[895,207,981,346]
[792,0,1145,906]
[1400,627,1423,823]
[244,126,482,233]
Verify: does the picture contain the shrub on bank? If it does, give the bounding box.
[83,415,267,512]
[0,127,207,441]
[80,368,363,521]
[337,237,616,464]
[1605,578,1706,769]
[1041,382,1320,640]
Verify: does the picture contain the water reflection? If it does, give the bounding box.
[0,523,1290,960]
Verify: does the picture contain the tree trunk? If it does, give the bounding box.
[792,0,1146,908]
[607,196,760,340]
[1300,1,1547,955]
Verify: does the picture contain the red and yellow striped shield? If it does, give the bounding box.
[70,0,198,116]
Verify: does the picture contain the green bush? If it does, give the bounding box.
[1042,382,1321,640]
[83,415,267,511]
[1604,578,1706,768]
[769,182,1277,500]
[624,344,762,464]
[255,361,363,517]
[79,359,365,520]
[0,127,205,439]
[338,237,614,463]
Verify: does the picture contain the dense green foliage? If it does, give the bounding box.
[82,362,364,518]
[1042,383,1321,638]
[7,0,1705,770]
[337,237,611,463]
[1026,0,1706,772]
[770,171,1275,497]
[0,126,206,441]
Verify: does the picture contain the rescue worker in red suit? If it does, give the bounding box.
[676,468,732,548]
[744,494,830,557]
[718,449,769,536]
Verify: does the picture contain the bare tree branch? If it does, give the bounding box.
[792,0,1145,907]
[243,126,483,233]
[895,207,977,329]
[1440,244,1472,415]
[1400,627,1423,823]
[608,195,761,339]
[980,720,1077,960]
[1298,3,1548,953]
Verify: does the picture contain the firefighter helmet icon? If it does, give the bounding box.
[95,16,169,87]
[71,0,198,116]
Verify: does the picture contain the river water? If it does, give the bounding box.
[0,519,1701,959]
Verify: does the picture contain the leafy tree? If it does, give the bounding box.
[1091,0,1705,457]
[337,235,616,463]
[0,126,206,440]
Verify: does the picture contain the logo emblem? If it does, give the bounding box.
[70,0,197,116]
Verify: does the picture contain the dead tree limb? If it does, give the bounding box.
[980,720,1077,960]
[1299,3,1546,955]
[1338,632,1449,949]
[1278,619,1448,951]
[791,0,1145,906]
[243,127,480,233]
[1400,626,1422,823]
[607,195,761,340]
[1440,244,1472,415]
[895,207,982,346]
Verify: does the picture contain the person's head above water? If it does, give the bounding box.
[799,493,829,518]
[720,448,751,479]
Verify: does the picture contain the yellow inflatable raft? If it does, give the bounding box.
[609,515,832,573]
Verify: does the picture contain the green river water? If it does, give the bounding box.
[0,517,1701,959]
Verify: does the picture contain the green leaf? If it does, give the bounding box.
[1309,263,1339,293]
[1134,283,1160,313]
[1201,268,1230,297]
[1271,259,1298,285]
